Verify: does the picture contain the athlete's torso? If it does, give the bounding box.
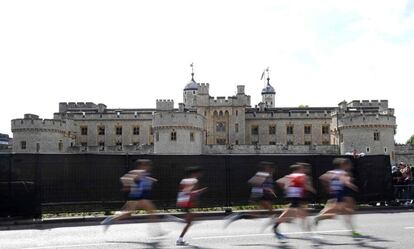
[285,173,306,198]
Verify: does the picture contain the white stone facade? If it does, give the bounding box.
[11,73,398,159]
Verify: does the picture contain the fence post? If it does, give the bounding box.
[8,154,12,217]
[224,155,231,208]
[35,153,42,219]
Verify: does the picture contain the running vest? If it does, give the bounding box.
[285,173,306,198]
[251,172,272,195]
[329,169,346,194]
[177,178,198,208]
[129,170,153,196]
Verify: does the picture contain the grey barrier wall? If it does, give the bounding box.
[0,153,392,218]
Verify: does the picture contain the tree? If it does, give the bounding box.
[298,104,309,108]
[407,135,414,145]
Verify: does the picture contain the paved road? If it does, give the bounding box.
[1,211,414,249]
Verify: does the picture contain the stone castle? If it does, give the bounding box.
[11,68,401,163]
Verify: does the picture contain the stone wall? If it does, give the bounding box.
[203,144,339,154]
[395,145,414,165]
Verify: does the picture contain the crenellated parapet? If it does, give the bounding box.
[156,99,174,111]
[337,113,396,129]
[11,115,71,135]
[59,102,107,113]
[197,83,209,95]
[208,95,250,107]
[341,100,389,109]
[153,112,204,131]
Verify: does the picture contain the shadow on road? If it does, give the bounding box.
[107,240,214,249]
[291,233,393,249]
[234,242,295,249]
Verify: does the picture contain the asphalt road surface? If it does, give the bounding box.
[1,211,414,249]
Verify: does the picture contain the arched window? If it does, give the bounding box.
[171,130,177,141]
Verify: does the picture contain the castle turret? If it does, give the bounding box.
[261,70,275,108]
[183,63,199,108]
[153,111,205,154]
[334,100,396,162]
[11,114,75,153]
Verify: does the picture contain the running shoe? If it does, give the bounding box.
[101,217,113,233]
[273,224,287,240]
[351,231,363,237]
[164,214,186,223]
[176,239,189,246]
[224,213,243,228]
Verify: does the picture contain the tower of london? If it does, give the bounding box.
[11,68,398,163]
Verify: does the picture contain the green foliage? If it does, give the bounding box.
[298,104,309,108]
[407,135,414,145]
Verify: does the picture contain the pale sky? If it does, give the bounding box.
[0,0,413,143]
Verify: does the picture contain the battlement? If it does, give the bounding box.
[153,112,205,129]
[338,113,396,128]
[59,102,106,113]
[345,100,389,109]
[197,83,209,95]
[246,108,333,119]
[156,99,174,110]
[11,115,69,132]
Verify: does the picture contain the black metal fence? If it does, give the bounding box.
[0,153,393,218]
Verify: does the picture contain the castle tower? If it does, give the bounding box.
[334,100,396,162]
[261,69,275,108]
[153,111,205,154]
[11,114,75,153]
[183,63,199,108]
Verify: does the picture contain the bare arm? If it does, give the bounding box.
[305,177,316,194]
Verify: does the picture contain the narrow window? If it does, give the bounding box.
[374,132,380,141]
[155,132,159,142]
[269,125,276,135]
[190,132,195,142]
[115,126,122,135]
[98,126,105,135]
[20,141,27,150]
[171,130,177,141]
[304,125,312,134]
[235,140,239,145]
[81,126,88,135]
[304,141,312,145]
[58,140,63,152]
[287,125,294,135]
[251,125,259,135]
[133,126,140,135]
[235,123,239,133]
[36,143,40,152]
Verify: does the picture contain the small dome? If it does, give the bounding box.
[262,82,275,94]
[184,77,198,91]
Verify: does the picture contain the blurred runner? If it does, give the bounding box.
[101,159,166,236]
[273,164,316,240]
[313,158,361,237]
[224,161,277,228]
[175,166,207,246]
